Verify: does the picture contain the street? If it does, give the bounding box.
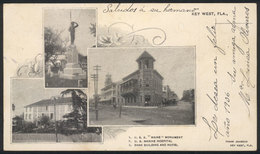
[89,101,195,125]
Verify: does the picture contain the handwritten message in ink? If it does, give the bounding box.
[202,6,255,148]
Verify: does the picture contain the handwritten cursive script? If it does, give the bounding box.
[206,25,226,55]
[202,115,224,141]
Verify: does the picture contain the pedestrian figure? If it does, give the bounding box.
[113,103,117,109]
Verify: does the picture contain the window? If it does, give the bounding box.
[68,105,72,111]
[46,106,48,111]
[145,95,151,102]
[60,105,65,112]
[25,114,27,119]
[42,113,44,116]
[50,113,53,119]
[144,95,151,106]
[29,114,31,119]
[145,60,149,69]
[145,78,150,87]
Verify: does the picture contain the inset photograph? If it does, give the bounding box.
[88,47,195,126]
[44,9,96,88]
[11,79,102,143]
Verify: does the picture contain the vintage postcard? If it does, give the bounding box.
[4,3,257,151]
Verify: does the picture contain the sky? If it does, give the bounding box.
[44,9,96,56]
[88,47,195,98]
[11,79,66,116]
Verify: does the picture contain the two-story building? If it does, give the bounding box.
[162,85,178,102]
[99,74,125,106]
[24,97,73,122]
[120,51,163,106]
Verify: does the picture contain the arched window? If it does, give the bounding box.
[145,59,149,69]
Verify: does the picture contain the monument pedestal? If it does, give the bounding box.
[59,45,86,80]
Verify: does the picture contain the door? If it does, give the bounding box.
[144,95,151,106]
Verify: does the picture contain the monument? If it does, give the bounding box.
[59,21,86,80]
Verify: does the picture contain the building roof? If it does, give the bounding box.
[122,70,139,81]
[101,82,117,91]
[121,78,138,85]
[154,70,164,80]
[136,51,155,62]
[25,97,72,107]
[122,69,163,83]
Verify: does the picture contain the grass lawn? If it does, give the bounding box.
[89,101,195,125]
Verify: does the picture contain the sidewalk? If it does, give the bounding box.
[123,106,158,109]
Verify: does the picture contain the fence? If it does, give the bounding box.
[12,133,101,143]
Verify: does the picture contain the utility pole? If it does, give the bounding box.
[12,104,15,118]
[12,104,15,130]
[51,96,58,142]
[119,101,122,118]
[91,74,98,120]
[93,65,101,94]
[91,65,101,121]
[70,10,72,22]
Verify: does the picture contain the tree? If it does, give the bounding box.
[44,27,67,63]
[61,89,87,130]
[181,89,195,102]
[89,23,97,47]
[89,23,96,37]
[12,115,23,132]
[78,53,87,67]
[39,115,51,129]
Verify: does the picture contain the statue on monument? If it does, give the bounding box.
[59,19,85,81]
[68,21,79,45]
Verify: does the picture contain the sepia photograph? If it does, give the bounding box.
[44,9,97,88]
[88,47,195,125]
[11,79,102,143]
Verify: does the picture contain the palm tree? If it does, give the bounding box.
[89,23,96,37]
[60,89,87,130]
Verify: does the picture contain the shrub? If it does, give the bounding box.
[21,121,37,133]
[12,116,23,132]
[39,115,51,128]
